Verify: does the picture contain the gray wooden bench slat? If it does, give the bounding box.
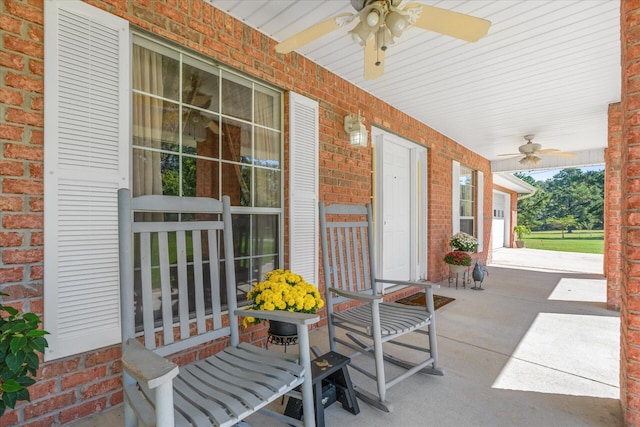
[235,342,304,373]
[334,304,431,336]
[200,352,297,393]
[177,370,254,417]
[171,386,217,427]
[174,375,242,424]
[185,361,273,403]
[215,349,298,388]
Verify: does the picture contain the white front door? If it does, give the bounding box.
[374,128,427,285]
[382,141,411,279]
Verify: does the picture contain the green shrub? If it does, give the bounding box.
[0,293,49,416]
[514,225,531,241]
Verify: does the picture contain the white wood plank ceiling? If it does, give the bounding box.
[209,0,620,172]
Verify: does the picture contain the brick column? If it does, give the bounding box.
[607,102,622,311]
[621,1,640,424]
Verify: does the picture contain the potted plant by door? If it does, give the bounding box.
[513,225,531,248]
[449,232,479,253]
[444,250,472,277]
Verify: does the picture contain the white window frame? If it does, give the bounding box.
[452,162,483,252]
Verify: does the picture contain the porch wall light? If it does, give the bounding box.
[344,113,368,147]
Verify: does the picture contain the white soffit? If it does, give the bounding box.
[210,0,620,165]
[493,173,536,195]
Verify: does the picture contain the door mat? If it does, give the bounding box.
[395,293,455,310]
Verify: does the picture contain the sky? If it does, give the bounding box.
[519,165,605,182]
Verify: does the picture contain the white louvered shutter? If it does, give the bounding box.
[288,93,319,286]
[477,171,484,252]
[452,161,460,235]
[44,1,129,360]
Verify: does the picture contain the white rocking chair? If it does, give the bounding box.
[118,188,319,427]
[319,201,444,412]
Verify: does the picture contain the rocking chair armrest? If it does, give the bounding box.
[234,308,320,325]
[122,339,179,390]
[374,279,440,290]
[328,287,383,303]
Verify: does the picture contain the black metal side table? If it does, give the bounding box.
[266,331,298,350]
[284,351,360,427]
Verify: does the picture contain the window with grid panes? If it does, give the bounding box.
[459,165,475,236]
[131,34,283,326]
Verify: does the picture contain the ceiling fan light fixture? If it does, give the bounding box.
[350,22,373,45]
[386,10,408,37]
[519,155,541,166]
[366,9,381,27]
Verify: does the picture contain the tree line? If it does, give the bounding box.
[515,168,604,233]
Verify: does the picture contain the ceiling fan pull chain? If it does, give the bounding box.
[375,28,382,66]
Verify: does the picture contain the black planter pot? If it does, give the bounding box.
[268,320,297,337]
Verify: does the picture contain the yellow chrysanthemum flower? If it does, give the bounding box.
[242,269,325,328]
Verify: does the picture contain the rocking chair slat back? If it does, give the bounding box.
[127,215,228,356]
[321,203,376,298]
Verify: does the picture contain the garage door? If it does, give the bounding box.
[492,192,506,249]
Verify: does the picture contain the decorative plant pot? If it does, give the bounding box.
[267,320,298,347]
[515,240,525,248]
[268,320,298,337]
[448,264,467,277]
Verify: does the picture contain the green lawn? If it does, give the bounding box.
[522,230,603,254]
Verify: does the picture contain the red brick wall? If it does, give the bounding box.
[426,134,491,280]
[0,0,491,424]
[622,1,640,425]
[606,102,622,311]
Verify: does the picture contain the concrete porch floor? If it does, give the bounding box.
[72,248,621,426]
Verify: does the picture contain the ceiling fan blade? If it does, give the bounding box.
[405,3,491,42]
[364,37,385,80]
[542,151,577,158]
[536,148,560,154]
[275,13,354,54]
[497,153,521,157]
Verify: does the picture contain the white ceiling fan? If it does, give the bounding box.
[275,0,491,80]
[498,135,577,166]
